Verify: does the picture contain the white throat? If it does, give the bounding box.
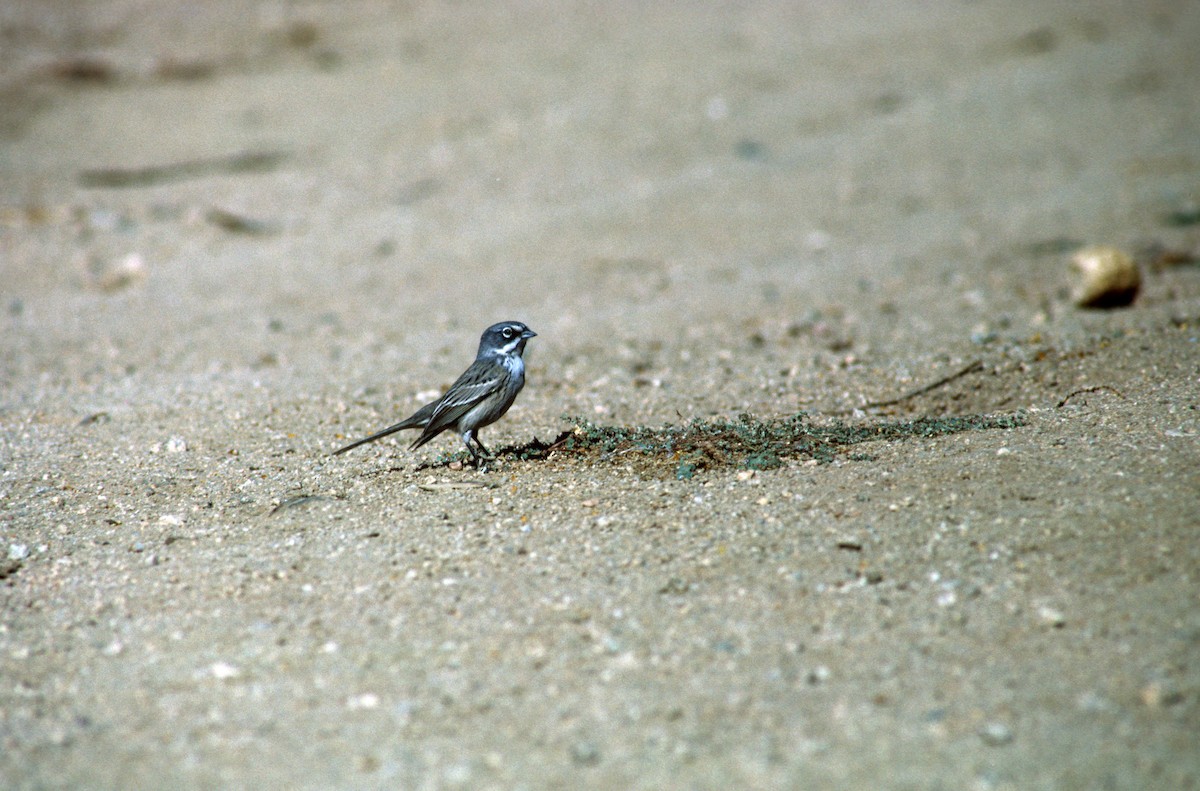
[497,350,525,378]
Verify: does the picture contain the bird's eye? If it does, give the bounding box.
[502,328,514,339]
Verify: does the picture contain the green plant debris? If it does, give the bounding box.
[422,411,1027,475]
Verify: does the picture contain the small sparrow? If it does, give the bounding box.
[333,321,537,464]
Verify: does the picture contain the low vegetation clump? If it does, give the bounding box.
[429,412,1026,478]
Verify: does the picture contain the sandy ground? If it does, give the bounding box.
[2,1,1199,788]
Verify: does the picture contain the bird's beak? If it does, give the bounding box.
[522,329,537,339]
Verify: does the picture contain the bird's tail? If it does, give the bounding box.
[331,415,423,455]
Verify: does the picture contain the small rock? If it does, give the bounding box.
[165,436,188,453]
[206,207,274,236]
[659,577,690,595]
[979,721,1014,746]
[94,252,148,292]
[210,661,240,680]
[1037,605,1066,628]
[806,665,831,685]
[970,329,999,345]
[1139,680,1183,708]
[1070,246,1140,308]
[346,692,380,710]
[8,544,29,561]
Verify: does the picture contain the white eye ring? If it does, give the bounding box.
[502,328,515,339]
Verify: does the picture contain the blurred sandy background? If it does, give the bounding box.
[2,2,1198,788]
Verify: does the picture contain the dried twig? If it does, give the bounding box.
[543,433,575,454]
[80,150,289,188]
[864,359,984,409]
[1056,385,1126,408]
[269,494,329,515]
[417,481,494,491]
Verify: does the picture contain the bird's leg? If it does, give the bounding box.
[472,435,493,459]
[461,430,489,470]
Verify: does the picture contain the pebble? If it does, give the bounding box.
[659,577,690,595]
[8,544,29,561]
[1037,604,1066,628]
[1070,246,1140,308]
[970,329,999,345]
[1139,680,1183,708]
[346,692,380,710]
[979,721,1014,746]
[210,661,240,680]
[94,252,148,293]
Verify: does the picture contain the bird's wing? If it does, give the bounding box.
[410,365,505,449]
